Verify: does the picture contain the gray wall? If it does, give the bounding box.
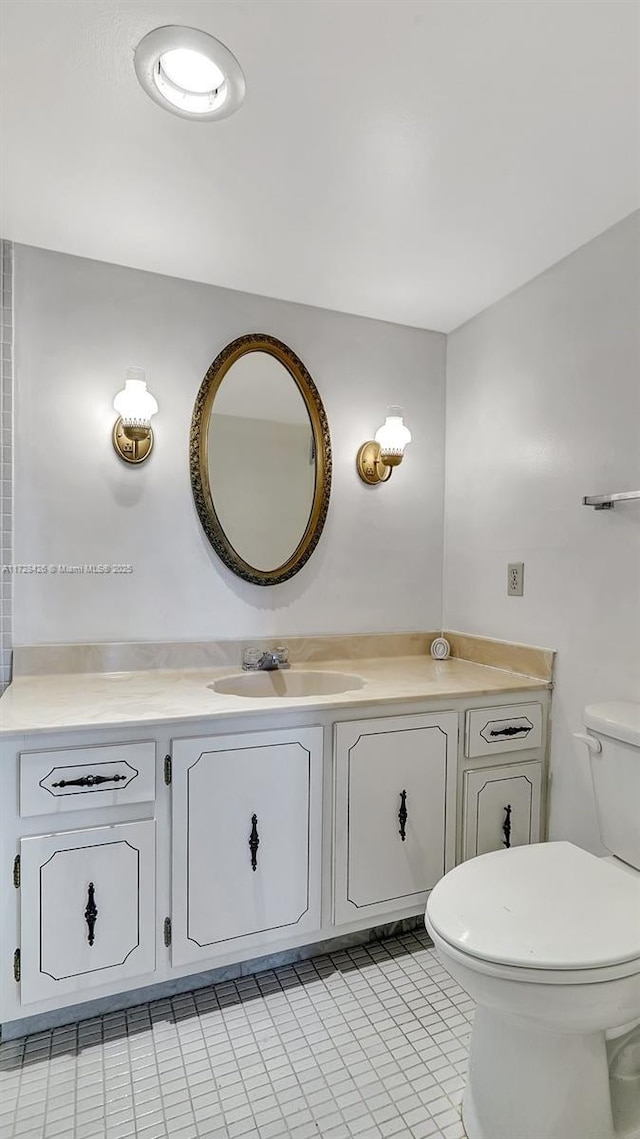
[443,211,640,853]
[13,246,446,645]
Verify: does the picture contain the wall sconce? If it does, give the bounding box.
[356,406,412,485]
[112,368,159,464]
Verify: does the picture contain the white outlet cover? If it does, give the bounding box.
[508,562,524,596]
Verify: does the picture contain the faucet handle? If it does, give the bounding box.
[242,646,262,671]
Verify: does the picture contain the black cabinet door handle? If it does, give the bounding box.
[249,814,259,871]
[502,804,512,849]
[84,882,98,946]
[398,790,408,842]
[52,773,127,789]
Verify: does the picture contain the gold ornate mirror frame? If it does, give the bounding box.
[190,333,332,586]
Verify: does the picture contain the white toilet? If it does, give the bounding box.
[425,701,640,1139]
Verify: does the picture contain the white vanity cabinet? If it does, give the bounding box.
[0,681,550,1035]
[170,726,323,968]
[19,820,156,1005]
[333,712,458,925]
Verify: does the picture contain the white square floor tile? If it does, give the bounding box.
[0,930,472,1138]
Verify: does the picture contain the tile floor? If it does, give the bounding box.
[0,930,472,1139]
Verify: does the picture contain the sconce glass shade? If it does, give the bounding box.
[113,369,159,430]
[356,405,412,484]
[374,406,412,460]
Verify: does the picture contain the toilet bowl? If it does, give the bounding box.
[426,841,640,1139]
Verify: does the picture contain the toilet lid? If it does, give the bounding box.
[584,701,640,747]
[427,842,640,971]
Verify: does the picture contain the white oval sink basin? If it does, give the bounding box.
[211,670,365,699]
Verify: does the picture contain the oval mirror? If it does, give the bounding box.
[190,334,332,585]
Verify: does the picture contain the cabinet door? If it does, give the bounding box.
[171,727,322,967]
[462,761,541,861]
[20,820,156,1005]
[334,713,458,925]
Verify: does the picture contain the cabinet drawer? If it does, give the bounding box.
[20,741,156,817]
[19,820,156,1004]
[462,761,541,860]
[465,703,542,757]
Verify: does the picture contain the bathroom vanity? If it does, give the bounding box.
[0,634,553,1037]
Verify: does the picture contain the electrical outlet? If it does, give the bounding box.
[508,562,524,596]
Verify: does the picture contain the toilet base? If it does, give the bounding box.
[463,1005,618,1139]
[609,1024,640,1138]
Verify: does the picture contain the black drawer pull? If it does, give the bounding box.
[84,882,98,946]
[249,814,259,871]
[52,773,127,789]
[398,790,408,842]
[502,804,512,849]
[489,725,531,738]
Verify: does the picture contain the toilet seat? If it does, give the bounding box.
[426,841,640,977]
[428,928,640,986]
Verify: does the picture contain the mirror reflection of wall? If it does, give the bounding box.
[208,352,316,571]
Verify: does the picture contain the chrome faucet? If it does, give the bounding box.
[242,646,290,671]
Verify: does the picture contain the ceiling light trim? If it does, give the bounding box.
[134,25,245,122]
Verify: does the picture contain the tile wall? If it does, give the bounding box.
[0,241,12,691]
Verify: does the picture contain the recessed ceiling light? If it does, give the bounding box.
[134,26,245,121]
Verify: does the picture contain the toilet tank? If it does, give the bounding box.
[583,702,640,870]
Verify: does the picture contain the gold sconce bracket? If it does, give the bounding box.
[356,441,393,485]
[112,418,154,465]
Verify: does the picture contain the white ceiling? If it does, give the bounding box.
[0,0,638,332]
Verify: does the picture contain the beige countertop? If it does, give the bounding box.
[0,655,550,737]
